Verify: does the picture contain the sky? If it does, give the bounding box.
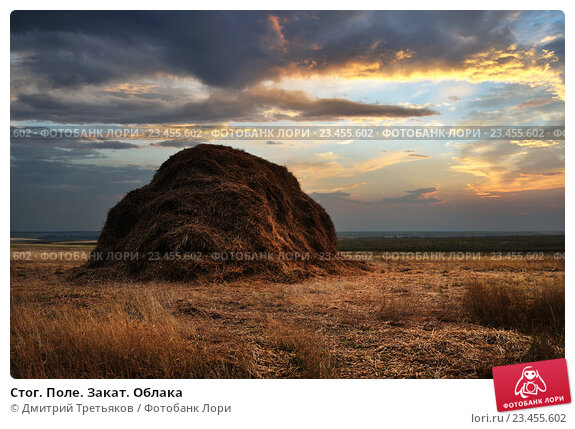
[10,11,565,232]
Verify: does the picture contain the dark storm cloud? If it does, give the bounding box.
[11,11,277,88]
[11,92,167,123]
[14,11,561,125]
[10,139,141,162]
[381,187,441,204]
[85,140,141,149]
[149,140,201,148]
[290,96,438,120]
[11,10,523,90]
[315,187,564,232]
[311,188,442,206]
[542,38,565,63]
[11,86,438,123]
[10,157,155,231]
[310,191,358,204]
[516,98,558,109]
[10,138,154,230]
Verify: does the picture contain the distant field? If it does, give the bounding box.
[10,234,566,253]
[337,235,565,253]
[10,240,564,379]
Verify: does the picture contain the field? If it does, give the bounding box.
[10,236,565,379]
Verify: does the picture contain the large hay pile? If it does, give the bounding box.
[73,144,367,282]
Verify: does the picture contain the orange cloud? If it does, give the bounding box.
[452,140,564,196]
[104,83,160,95]
[266,15,288,53]
[290,151,414,191]
[420,187,440,200]
[330,182,367,193]
[465,170,564,197]
[275,46,564,100]
[517,97,558,108]
[382,186,442,204]
[519,172,563,177]
[510,140,560,148]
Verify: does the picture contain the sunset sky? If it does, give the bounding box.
[10,11,565,231]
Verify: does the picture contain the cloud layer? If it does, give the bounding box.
[9,11,565,231]
[11,11,564,124]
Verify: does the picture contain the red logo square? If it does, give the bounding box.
[492,358,571,412]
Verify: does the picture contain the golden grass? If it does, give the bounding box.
[10,247,565,379]
[372,293,415,325]
[266,319,334,378]
[11,289,254,378]
[460,276,565,366]
[462,276,565,335]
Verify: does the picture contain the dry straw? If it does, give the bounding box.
[71,144,369,282]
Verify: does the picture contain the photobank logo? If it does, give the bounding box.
[515,366,546,398]
[493,359,571,412]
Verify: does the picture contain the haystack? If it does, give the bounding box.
[72,144,367,282]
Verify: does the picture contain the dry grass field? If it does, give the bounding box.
[10,242,564,379]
